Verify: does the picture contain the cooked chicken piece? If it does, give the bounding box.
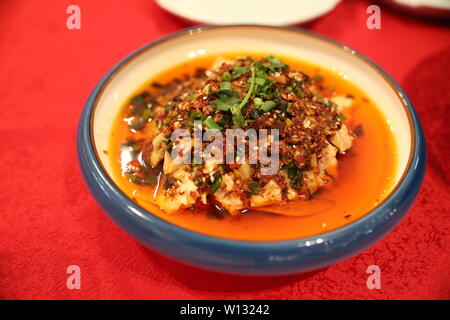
[155,168,198,213]
[214,173,244,215]
[303,142,338,194]
[319,142,338,171]
[304,170,323,195]
[222,174,234,192]
[212,57,234,72]
[163,151,182,175]
[279,171,300,201]
[287,188,299,201]
[123,55,357,216]
[331,95,353,112]
[330,124,353,153]
[150,133,166,167]
[238,162,254,182]
[250,180,283,207]
[203,158,219,179]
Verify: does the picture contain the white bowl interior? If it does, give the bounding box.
[92,26,412,190]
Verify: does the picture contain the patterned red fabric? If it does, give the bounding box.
[0,0,449,300]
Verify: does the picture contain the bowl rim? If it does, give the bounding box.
[78,25,425,256]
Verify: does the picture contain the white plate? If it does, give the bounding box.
[156,0,341,25]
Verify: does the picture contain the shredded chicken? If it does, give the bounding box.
[121,55,355,215]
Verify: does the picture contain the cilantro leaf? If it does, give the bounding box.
[262,55,288,71]
[210,91,240,111]
[231,66,250,79]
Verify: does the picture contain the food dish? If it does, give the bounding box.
[78,26,426,275]
[109,54,397,241]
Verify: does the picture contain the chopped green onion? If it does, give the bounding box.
[164,178,177,188]
[259,100,276,113]
[142,108,152,121]
[204,116,222,130]
[294,87,304,98]
[249,181,260,195]
[222,71,231,81]
[220,81,233,91]
[231,66,250,79]
[249,109,260,119]
[210,172,222,194]
[217,115,229,127]
[126,172,156,185]
[290,171,303,190]
[287,167,298,180]
[313,74,324,82]
[261,56,288,71]
[131,96,146,107]
[255,78,266,86]
[253,97,263,107]
[190,111,202,119]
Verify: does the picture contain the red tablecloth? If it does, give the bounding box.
[1,0,449,300]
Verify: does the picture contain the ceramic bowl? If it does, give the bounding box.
[77,25,426,275]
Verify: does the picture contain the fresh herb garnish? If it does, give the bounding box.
[204,116,222,130]
[290,173,303,190]
[210,172,222,194]
[259,100,276,113]
[282,161,303,189]
[313,74,324,82]
[210,91,240,112]
[220,81,233,91]
[126,172,156,185]
[230,66,250,79]
[221,71,231,81]
[249,181,260,195]
[253,97,263,107]
[189,111,201,119]
[142,108,152,121]
[249,109,260,119]
[261,55,288,72]
[164,177,177,188]
[230,64,256,128]
[130,95,146,108]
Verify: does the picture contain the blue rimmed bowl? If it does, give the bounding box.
[77,25,426,275]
